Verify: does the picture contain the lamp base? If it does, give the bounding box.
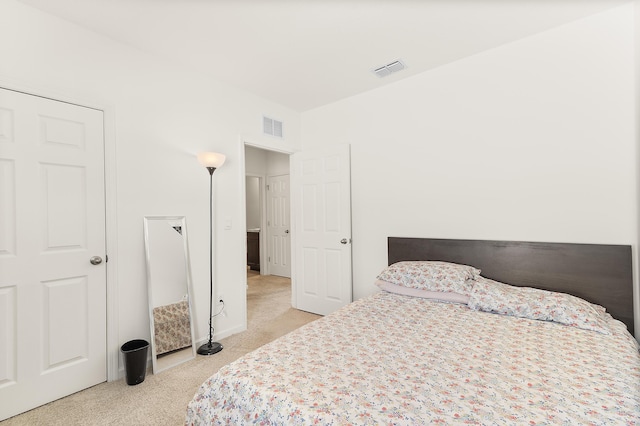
[197,341,223,356]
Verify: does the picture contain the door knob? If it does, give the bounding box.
[90,256,103,265]
[285,230,289,234]
[340,238,351,245]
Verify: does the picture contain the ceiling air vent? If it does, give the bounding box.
[372,60,406,78]
[263,115,283,138]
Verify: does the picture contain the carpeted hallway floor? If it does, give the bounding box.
[2,273,320,425]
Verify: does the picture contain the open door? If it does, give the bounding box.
[291,145,352,316]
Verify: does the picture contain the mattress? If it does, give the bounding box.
[186,291,640,425]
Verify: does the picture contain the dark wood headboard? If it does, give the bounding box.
[388,237,634,335]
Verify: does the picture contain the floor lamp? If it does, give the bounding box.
[196,151,226,356]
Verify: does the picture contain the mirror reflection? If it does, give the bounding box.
[143,216,196,373]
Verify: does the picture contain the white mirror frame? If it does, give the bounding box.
[143,216,197,373]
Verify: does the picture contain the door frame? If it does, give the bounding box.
[0,79,120,381]
[245,173,268,275]
[237,135,296,317]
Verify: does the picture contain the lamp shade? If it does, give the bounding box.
[197,152,226,169]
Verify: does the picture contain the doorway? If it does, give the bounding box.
[244,145,291,278]
[243,145,292,331]
[241,141,353,319]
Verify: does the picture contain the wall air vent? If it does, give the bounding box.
[263,115,283,138]
[372,59,407,78]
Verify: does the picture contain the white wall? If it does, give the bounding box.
[267,151,291,176]
[245,145,290,176]
[245,146,270,175]
[0,0,301,376]
[301,3,638,324]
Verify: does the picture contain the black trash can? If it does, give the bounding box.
[121,339,149,386]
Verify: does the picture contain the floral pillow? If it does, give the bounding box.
[468,276,610,334]
[376,261,481,296]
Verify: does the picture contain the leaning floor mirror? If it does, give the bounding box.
[143,216,197,373]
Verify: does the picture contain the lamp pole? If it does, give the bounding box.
[196,152,225,356]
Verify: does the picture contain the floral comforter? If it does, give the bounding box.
[186,292,640,425]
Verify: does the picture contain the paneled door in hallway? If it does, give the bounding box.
[0,88,107,420]
[267,174,291,278]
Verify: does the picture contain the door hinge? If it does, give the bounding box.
[106,254,109,263]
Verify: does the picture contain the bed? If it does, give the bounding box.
[186,237,640,425]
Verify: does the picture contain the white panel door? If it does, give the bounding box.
[267,174,291,278]
[292,145,352,315]
[0,88,107,421]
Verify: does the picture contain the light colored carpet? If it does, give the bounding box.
[2,273,320,425]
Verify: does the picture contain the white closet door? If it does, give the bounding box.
[0,88,107,420]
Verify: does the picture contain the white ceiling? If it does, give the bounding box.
[18,0,627,112]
